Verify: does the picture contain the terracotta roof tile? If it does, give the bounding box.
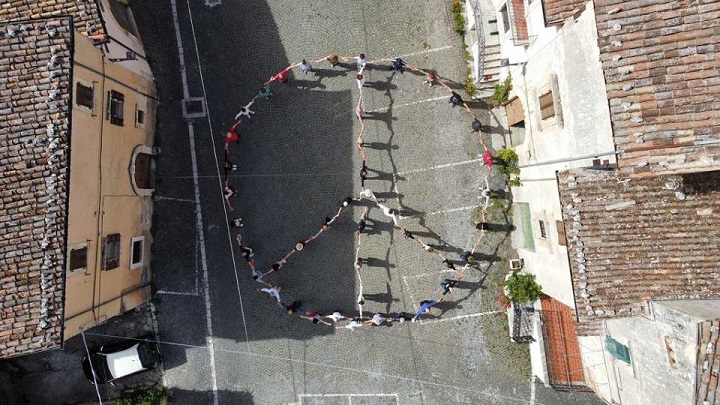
[0,0,105,38]
[543,0,589,26]
[594,0,720,177]
[0,17,72,359]
[557,168,720,336]
[696,320,720,405]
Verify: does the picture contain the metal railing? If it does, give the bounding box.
[512,303,536,343]
[468,0,486,82]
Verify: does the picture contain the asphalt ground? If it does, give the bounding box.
[130,1,604,404]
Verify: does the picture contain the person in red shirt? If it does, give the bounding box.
[224,121,241,145]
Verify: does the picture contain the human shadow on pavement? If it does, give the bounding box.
[132,0,358,351]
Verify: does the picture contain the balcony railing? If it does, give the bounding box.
[507,0,530,46]
[511,303,535,343]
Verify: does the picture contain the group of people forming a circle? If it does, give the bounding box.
[220,52,498,330]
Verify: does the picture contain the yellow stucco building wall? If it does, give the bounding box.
[63,33,156,339]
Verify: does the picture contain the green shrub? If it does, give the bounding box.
[496,147,520,176]
[116,387,166,405]
[504,273,543,303]
[491,74,513,106]
[450,0,462,13]
[465,76,477,97]
[454,12,465,35]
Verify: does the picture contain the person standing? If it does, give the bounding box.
[390,58,406,74]
[299,59,312,75]
[356,74,366,89]
[449,91,464,108]
[339,317,364,331]
[300,311,332,326]
[423,72,437,87]
[224,122,241,145]
[229,218,243,228]
[363,313,388,326]
[257,84,273,101]
[326,54,340,67]
[224,186,237,212]
[235,100,255,120]
[359,160,368,187]
[470,117,482,133]
[325,311,345,323]
[358,218,367,234]
[356,53,368,70]
[440,279,458,295]
[257,286,284,308]
[273,70,289,84]
[284,301,306,315]
[413,298,443,321]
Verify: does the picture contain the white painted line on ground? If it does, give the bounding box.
[184,0,254,389]
[300,393,399,397]
[426,205,477,216]
[299,393,399,405]
[396,45,454,59]
[401,276,418,313]
[87,331,536,404]
[156,290,200,296]
[154,195,195,203]
[364,96,447,113]
[403,269,456,280]
[396,158,484,176]
[170,1,218,403]
[416,310,502,325]
[334,96,446,117]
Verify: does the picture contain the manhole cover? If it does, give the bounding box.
[182,97,206,119]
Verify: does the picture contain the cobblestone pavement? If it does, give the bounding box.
[131,0,603,404]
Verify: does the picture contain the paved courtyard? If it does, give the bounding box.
[130,0,603,404]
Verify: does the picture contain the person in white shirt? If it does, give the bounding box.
[234,100,255,120]
[364,313,388,326]
[339,318,364,331]
[356,53,368,70]
[325,311,345,323]
[299,58,312,75]
[356,74,365,89]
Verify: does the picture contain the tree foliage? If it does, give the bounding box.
[504,273,543,303]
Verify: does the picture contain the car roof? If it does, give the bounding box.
[103,343,145,379]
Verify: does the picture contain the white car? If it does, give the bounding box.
[81,337,161,384]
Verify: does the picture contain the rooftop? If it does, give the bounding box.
[0,17,73,358]
[697,319,720,405]
[594,0,720,177]
[0,0,105,39]
[542,0,588,26]
[557,168,720,336]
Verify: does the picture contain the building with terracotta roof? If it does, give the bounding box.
[478,0,720,401]
[0,0,157,359]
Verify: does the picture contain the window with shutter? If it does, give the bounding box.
[76,82,94,111]
[108,90,125,126]
[103,234,121,270]
[69,247,88,271]
[605,336,631,364]
[556,220,567,246]
[500,5,510,33]
[539,91,555,120]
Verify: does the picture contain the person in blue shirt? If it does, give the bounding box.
[412,297,444,321]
